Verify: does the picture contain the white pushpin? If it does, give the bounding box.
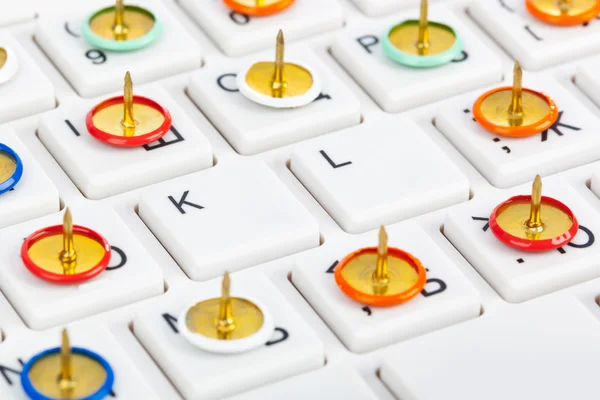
[0,46,18,85]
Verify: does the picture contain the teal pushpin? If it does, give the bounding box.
[382,0,463,68]
[81,0,162,52]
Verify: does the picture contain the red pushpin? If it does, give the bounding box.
[21,208,112,284]
[86,71,172,147]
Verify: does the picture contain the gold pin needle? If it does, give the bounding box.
[509,61,524,126]
[527,175,544,230]
[217,272,236,338]
[113,0,128,41]
[558,0,571,14]
[373,226,390,287]
[123,71,136,137]
[59,208,77,274]
[256,0,265,6]
[417,0,430,55]
[59,329,76,396]
[272,29,287,98]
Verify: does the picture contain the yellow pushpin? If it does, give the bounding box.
[489,175,579,251]
[179,272,274,353]
[21,208,112,284]
[20,328,115,399]
[334,226,428,306]
[526,0,600,26]
[237,30,322,109]
[0,46,19,84]
[473,61,559,137]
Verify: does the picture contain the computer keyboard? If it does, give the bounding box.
[2,0,600,399]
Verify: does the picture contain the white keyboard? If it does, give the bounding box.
[2,0,600,399]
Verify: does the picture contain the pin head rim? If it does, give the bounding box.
[0,46,19,85]
[0,143,23,195]
[21,346,114,400]
[381,20,464,68]
[21,224,111,284]
[222,0,295,16]
[81,5,162,52]
[473,86,559,137]
[489,194,579,252]
[525,0,600,26]
[86,95,172,147]
[334,246,427,307]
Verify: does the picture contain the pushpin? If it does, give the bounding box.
[81,0,162,52]
[21,208,112,284]
[334,226,427,307]
[179,272,275,354]
[0,46,18,84]
[237,30,322,109]
[20,328,114,400]
[381,0,463,68]
[223,0,295,16]
[473,61,558,137]
[526,0,600,26]
[86,71,172,147]
[489,175,578,252]
[0,143,23,195]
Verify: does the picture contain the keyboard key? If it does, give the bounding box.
[38,84,213,199]
[0,131,59,229]
[331,5,502,112]
[292,221,481,353]
[35,0,201,97]
[290,116,469,234]
[179,0,343,56]
[188,45,361,155]
[351,0,444,17]
[138,159,319,280]
[0,204,163,329]
[225,367,379,400]
[445,177,600,303]
[380,296,600,400]
[0,324,159,399]
[436,74,600,188]
[469,0,600,70]
[0,33,55,123]
[0,290,22,335]
[133,271,325,399]
[576,55,600,108]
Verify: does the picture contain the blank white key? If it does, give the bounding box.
[225,367,379,400]
[138,159,319,280]
[292,221,481,353]
[380,296,600,400]
[469,0,600,70]
[576,55,600,108]
[34,0,201,97]
[436,74,600,188]
[590,168,600,200]
[133,272,325,400]
[350,0,444,18]
[0,131,59,229]
[0,204,164,329]
[179,0,343,57]
[38,84,213,199]
[445,178,600,303]
[331,5,502,112]
[290,116,469,234]
[188,45,361,155]
[0,324,159,399]
[0,33,54,123]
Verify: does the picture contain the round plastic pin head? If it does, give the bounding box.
[179,272,274,354]
[21,208,112,284]
[526,0,600,26]
[223,0,295,16]
[81,0,161,52]
[21,329,114,400]
[0,143,23,195]
[381,0,463,68]
[490,175,578,252]
[0,46,18,85]
[474,61,558,137]
[237,30,322,109]
[86,71,172,147]
[334,226,427,307]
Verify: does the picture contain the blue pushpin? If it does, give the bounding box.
[21,329,114,400]
[81,0,162,52]
[382,0,463,68]
[0,143,23,195]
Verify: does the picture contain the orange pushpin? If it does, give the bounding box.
[473,61,558,137]
[526,0,600,26]
[334,226,427,307]
[223,0,294,16]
